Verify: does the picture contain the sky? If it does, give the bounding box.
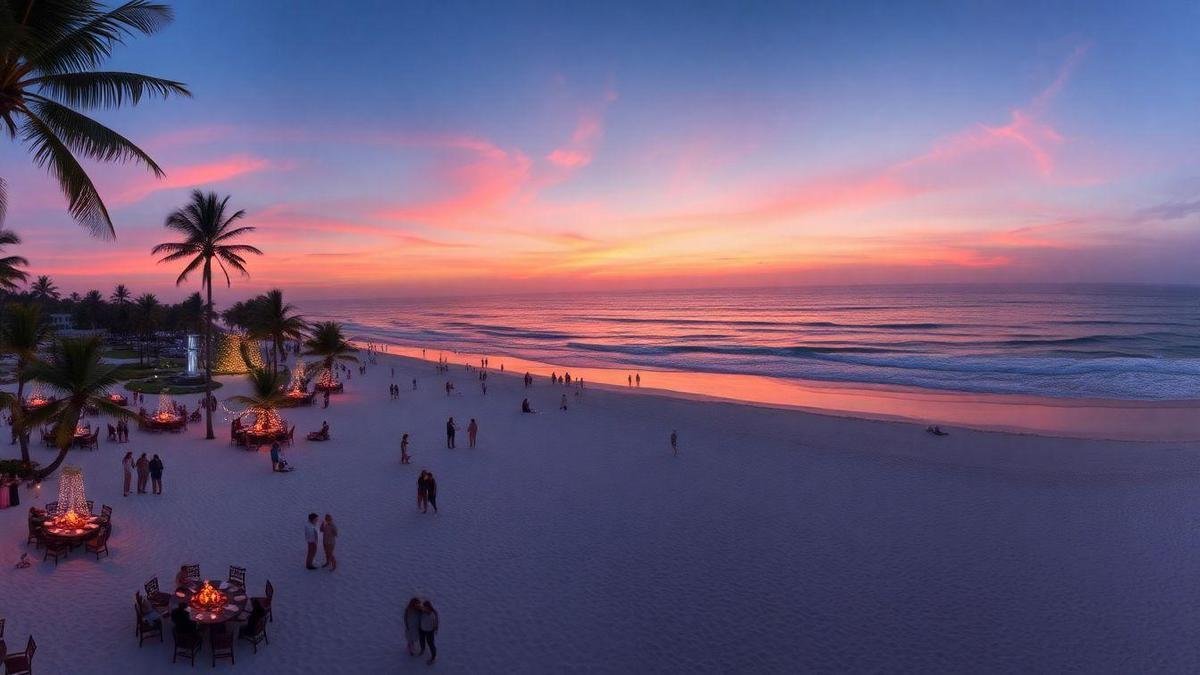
[1,0,1198,301]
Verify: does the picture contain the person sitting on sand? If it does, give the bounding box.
[522,398,534,413]
[307,421,331,441]
[926,425,949,436]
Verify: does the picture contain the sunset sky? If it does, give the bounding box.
[1,1,1198,300]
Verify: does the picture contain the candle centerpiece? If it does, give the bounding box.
[190,580,228,612]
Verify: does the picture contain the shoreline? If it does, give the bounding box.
[358,341,1200,443]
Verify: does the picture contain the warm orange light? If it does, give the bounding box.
[190,581,227,611]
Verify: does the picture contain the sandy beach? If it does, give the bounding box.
[1,349,1198,673]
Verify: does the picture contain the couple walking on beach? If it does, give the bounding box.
[417,471,438,513]
[445,417,479,448]
[304,512,339,571]
[122,452,164,495]
[404,597,440,664]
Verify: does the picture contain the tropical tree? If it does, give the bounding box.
[132,292,159,363]
[152,190,262,439]
[0,0,190,237]
[252,289,306,372]
[110,283,131,305]
[29,275,59,302]
[25,337,131,480]
[227,366,288,429]
[0,303,51,464]
[0,228,29,292]
[77,288,104,327]
[303,321,358,373]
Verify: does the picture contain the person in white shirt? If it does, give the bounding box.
[122,452,133,496]
[304,513,319,569]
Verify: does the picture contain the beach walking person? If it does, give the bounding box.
[467,418,478,448]
[401,433,411,464]
[320,513,338,571]
[417,471,429,512]
[418,471,438,514]
[670,430,678,456]
[135,453,149,494]
[270,442,281,472]
[560,393,568,410]
[405,598,423,656]
[412,378,417,390]
[149,454,164,494]
[636,372,641,387]
[122,451,133,496]
[446,417,456,448]
[419,600,440,664]
[305,513,319,569]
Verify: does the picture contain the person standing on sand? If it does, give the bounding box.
[305,513,319,569]
[122,451,133,496]
[418,600,440,664]
[417,470,429,512]
[467,418,478,448]
[670,430,678,456]
[628,374,632,386]
[446,417,456,448]
[560,393,568,410]
[270,442,281,471]
[636,372,641,387]
[401,433,411,464]
[323,390,330,408]
[135,453,149,494]
[412,378,417,390]
[320,513,338,571]
[419,471,438,514]
[149,454,164,494]
[405,597,424,656]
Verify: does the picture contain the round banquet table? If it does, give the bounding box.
[175,580,249,625]
[42,513,101,545]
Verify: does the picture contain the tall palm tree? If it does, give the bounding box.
[25,337,131,480]
[133,291,159,363]
[0,0,190,237]
[253,289,306,372]
[29,274,59,302]
[0,303,51,464]
[110,283,131,305]
[0,228,29,292]
[227,366,288,430]
[303,321,358,373]
[152,190,262,439]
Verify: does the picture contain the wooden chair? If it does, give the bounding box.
[251,580,274,622]
[144,577,171,615]
[184,563,200,583]
[1,616,5,637]
[228,565,246,588]
[3,635,35,675]
[211,627,235,667]
[86,524,110,559]
[134,595,163,647]
[85,500,94,514]
[25,519,41,547]
[171,628,201,665]
[237,611,268,653]
[41,534,69,566]
[44,501,57,515]
[100,504,113,523]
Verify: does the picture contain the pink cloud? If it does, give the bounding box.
[111,154,273,205]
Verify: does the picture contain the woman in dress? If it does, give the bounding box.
[404,597,423,656]
[320,513,338,571]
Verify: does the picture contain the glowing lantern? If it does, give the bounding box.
[190,581,228,612]
[53,465,88,519]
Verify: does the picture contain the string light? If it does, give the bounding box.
[53,466,87,524]
[213,333,265,374]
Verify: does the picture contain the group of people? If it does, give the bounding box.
[109,418,132,442]
[388,383,402,399]
[444,417,480,449]
[404,598,440,664]
[122,451,164,495]
[304,512,339,571]
[416,471,438,514]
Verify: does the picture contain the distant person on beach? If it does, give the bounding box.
[419,600,440,664]
[270,442,281,471]
[467,418,478,448]
[412,378,417,390]
[323,390,330,408]
[522,398,533,413]
[446,417,456,448]
[149,454,164,494]
[565,372,571,385]
[670,430,678,456]
[636,372,641,387]
[424,472,438,514]
[122,451,133,496]
[628,374,632,386]
[401,433,411,464]
[405,597,424,656]
[305,513,319,569]
[560,394,568,410]
[320,513,338,571]
[135,453,149,494]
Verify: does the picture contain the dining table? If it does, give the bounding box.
[42,512,102,545]
[174,579,250,625]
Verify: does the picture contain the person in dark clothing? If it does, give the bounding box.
[445,417,456,449]
[239,599,267,639]
[522,398,533,413]
[171,603,199,637]
[148,454,164,494]
[417,471,438,514]
[418,600,440,664]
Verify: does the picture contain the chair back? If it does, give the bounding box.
[24,634,35,659]
[85,500,94,514]
[265,579,274,599]
[0,616,5,637]
[184,564,200,582]
[145,576,160,596]
[101,504,113,521]
[228,565,246,587]
[45,501,58,515]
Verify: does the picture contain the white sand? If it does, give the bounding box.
[1,351,1199,673]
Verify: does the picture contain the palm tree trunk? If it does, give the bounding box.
[35,441,72,481]
[15,374,29,465]
[204,276,215,439]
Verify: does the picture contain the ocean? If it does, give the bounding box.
[303,284,1200,401]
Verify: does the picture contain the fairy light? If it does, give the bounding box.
[315,367,340,391]
[154,391,181,423]
[26,382,50,408]
[213,333,265,374]
[286,361,308,398]
[52,466,87,522]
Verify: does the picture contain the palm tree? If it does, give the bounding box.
[227,366,288,431]
[25,337,131,480]
[152,190,262,439]
[0,304,51,464]
[303,321,358,374]
[110,283,131,305]
[133,292,159,363]
[0,0,190,237]
[29,275,59,303]
[0,228,29,292]
[253,289,306,373]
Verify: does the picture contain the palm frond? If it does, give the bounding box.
[29,70,190,109]
[27,96,164,175]
[29,1,176,75]
[19,111,113,238]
